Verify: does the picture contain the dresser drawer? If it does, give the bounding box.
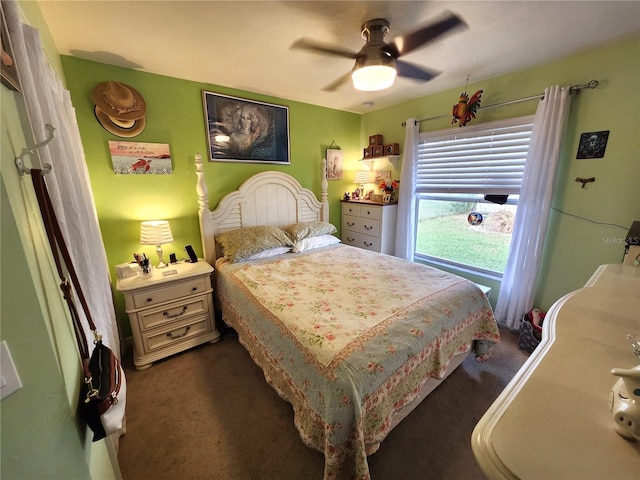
[359,205,382,220]
[142,316,212,353]
[343,214,381,237]
[136,296,209,331]
[132,277,209,309]
[342,230,380,252]
[342,203,362,216]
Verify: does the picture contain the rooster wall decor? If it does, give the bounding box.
[452,89,483,127]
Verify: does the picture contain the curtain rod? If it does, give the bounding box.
[401,80,599,127]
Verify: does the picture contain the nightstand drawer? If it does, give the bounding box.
[137,296,209,331]
[142,316,212,353]
[343,214,380,237]
[132,277,208,309]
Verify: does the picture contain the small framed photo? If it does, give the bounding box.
[576,130,609,159]
[326,148,343,180]
[202,91,290,164]
[383,194,391,203]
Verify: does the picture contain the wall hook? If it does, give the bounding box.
[15,124,55,176]
[575,177,595,188]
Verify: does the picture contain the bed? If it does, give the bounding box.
[195,154,500,479]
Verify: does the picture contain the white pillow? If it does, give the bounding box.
[292,234,341,253]
[243,246,291,261]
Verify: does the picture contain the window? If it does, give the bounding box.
[414,116,534,275]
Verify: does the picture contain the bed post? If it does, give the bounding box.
[321,157,329,223]
[195,153,215,263]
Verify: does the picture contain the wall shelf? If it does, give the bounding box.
[358,155,401,170]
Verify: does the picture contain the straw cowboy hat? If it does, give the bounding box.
[92,81,146,137]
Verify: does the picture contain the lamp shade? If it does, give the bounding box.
[140,220,174,245]
[354,171,374,184]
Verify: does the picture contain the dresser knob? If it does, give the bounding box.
[146,297,153,302]
[364,225,373,230]
[191,286,197,292]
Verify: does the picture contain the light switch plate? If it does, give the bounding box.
[0,341,22,400]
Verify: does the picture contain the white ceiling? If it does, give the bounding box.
[38,1,640,114]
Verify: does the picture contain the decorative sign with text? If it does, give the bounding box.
[108,141,172,174]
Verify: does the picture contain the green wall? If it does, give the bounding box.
[61,34,639,335]
[60,57,361,335]
[362,34,640,311]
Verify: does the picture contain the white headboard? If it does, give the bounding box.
[195,153,329,265]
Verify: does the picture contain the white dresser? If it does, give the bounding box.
[116,260,221,370]
[341,201,397,255]
[472,264,640,479]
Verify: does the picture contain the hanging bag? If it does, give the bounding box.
[31,168,126,441]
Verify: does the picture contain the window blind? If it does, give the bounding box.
[416,116,534,195]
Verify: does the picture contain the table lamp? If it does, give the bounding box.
[354,170,374,191]
[140,220,174,268]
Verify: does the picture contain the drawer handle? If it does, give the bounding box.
[346,237,355,242]
[146,297,153,303]
[347,221,355,227]
[366,211,372,215]
[364,224,373,230]
[163,305,188,319]
[364,241,373,247]
[191,286,198,292]
[166,326,191,340]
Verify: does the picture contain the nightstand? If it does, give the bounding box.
[116,259,221,370]
[341,201,397,255]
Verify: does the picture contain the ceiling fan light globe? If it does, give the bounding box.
[352,65,397,91]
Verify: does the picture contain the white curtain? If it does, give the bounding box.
[394,118,419,260]
[5,2,120,356]
[495,86,572,328]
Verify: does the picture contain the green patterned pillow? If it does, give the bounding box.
[283,221,337,243]
[217,226,292,263]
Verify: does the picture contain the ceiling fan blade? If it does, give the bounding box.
[290,38,358,59]
[322,71,354,92]
[396,60,440,82]
[386,12,467,58]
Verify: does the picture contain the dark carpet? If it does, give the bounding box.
[118,326,528,480]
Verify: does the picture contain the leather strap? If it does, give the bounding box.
[30,169,97,372]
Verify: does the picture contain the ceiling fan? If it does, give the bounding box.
[291,12,467,92]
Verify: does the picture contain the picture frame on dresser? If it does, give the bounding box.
[202,91,290,165]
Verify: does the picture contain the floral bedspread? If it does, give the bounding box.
[216,245,499,480]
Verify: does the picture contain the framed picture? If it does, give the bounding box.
[202,91,290,164]
[1,6,21,92]
[108,141,172,174]
[326,148,343,180]
[576,130,609,159]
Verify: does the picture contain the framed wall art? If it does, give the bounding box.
[576,130,609,159]
[202,91,290,164]
[1,6,21,92]
[326,148,343,180]
[108,141,172,174]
